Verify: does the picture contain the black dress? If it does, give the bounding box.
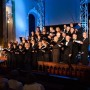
[37,47,44,61]
[31,44,38,70]
[16,48,25,69]
[41,45,50,62]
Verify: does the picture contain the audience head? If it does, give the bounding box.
[25,73,36,84]
[0,70,8,90]
[10,70,19,80]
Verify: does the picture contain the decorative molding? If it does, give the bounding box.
[28,0,45,30]
[28,7,40,27]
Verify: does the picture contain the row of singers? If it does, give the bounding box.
[3,32,89,68]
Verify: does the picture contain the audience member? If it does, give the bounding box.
[8,70,23,90]
[0,70,8,90]
[23,73,45,90]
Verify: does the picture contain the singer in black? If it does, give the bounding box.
[80,32,89,65]
[71,34,79,64]
[24,42,32,71]
[31,40,38,70]
[41,39,50,62]
[6,42,13,68]
[52,36,61,63]
[63,35,72,64]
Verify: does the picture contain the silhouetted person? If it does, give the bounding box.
[23,73,45,90]
[8,70,23,90]
[0,71,8,90]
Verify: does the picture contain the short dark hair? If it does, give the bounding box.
[25,73,36,84]
[10,70,19,80]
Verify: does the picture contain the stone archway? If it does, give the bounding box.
[28,0,45,32]
[28,7,41,30]
[29,14,35,35]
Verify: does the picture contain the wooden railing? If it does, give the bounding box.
[37,61,90,79]
[0,57,7,61]
[0,57,90,80]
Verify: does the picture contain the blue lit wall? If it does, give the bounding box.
[45,0,80,26]
[15,0,34,42]
[14,0,80,41]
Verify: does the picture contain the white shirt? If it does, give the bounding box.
[65,41,69,46]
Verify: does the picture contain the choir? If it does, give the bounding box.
[2,23,89,70]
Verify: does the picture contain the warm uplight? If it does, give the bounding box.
[7,20,10,23]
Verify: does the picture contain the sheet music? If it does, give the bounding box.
[74,40,81,43]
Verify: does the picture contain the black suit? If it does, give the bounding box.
[71,39,79,64]
[81,38,89,65]
[63,41,72,64]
